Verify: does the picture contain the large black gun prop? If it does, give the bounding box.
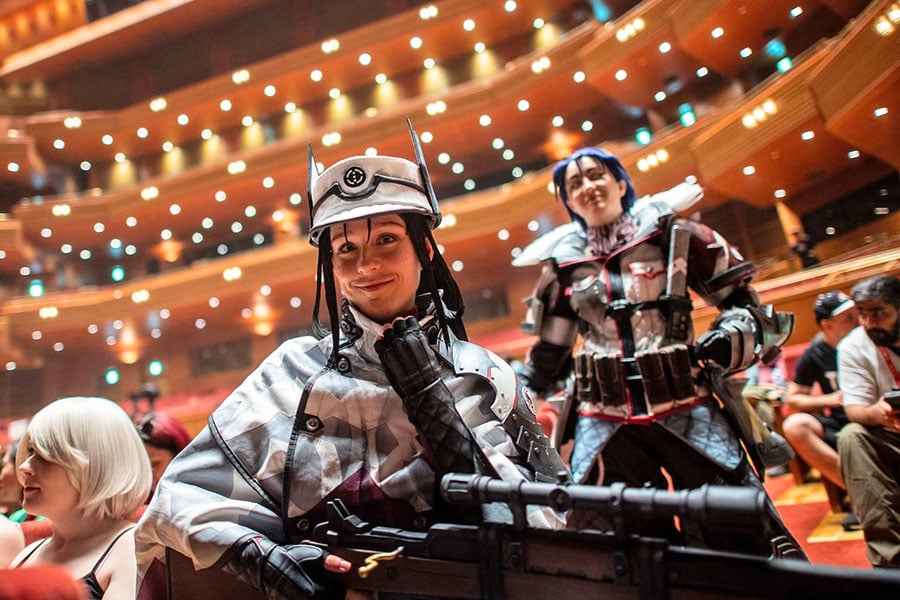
[166,474,900,599]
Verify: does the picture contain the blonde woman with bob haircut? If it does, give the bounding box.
[10,396,152,599]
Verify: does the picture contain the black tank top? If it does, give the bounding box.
[16,526,134,600]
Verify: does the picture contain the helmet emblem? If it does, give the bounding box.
[343,166,366,188]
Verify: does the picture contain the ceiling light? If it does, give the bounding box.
[177,113,189,125]
[463,19,475,31]
[410,36,423,49]
[102,134,113,145]
[321,39,339,53]
[615,69,627,81]
[310,69,323,82]
[573,71,586,83]
[149,97,167,112]
[264,85,276,97]
[136,127,149,138]
[232,69,250,84]
[219,99,232,111]
[711,27,724,39]
[53,139,65,149]
[359,53,371,66]
[658,42,671,53]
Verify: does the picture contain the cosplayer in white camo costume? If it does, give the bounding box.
[515,147,802,558]
[135,123,565,600]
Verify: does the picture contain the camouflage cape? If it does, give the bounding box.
[135,304,563,587]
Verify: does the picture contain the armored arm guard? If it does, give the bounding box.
[698,288,794,374]
[519,265,579,395]
[375,316,476,475]
[688,221,794,374]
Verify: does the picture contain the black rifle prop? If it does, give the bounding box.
[166,474,900,599]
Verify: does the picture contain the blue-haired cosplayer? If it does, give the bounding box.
[134,122,566,600]
[515,147,804,558]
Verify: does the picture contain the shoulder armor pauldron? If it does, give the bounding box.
[452,341,518,421]
[512,223,586,267]
[452,341,568,483]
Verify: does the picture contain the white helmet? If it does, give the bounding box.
[307,120,441,247]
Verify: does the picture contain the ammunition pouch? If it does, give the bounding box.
[573,344,698,420]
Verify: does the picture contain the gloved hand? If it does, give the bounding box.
[375,316,475,475]
[222,535,343,600]
[694,329,738,370]
[375,316,441,397]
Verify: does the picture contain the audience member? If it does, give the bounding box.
[9,396,153,598]
[742,355,788,431]
[790,228,819,269]
[135,127,566,600]
[783,291,856,490]
[0,441,24,519]
[135,412,192,496]
[837,275,900,568]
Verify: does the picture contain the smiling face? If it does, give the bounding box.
[330,214,422,324]
[563,156,626,228]
[18,445,80,520]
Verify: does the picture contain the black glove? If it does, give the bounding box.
[375,316,475,475]
[694,329,736,369]
[222,535,342,600]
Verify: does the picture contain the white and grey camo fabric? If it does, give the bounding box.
[135,303,563,580]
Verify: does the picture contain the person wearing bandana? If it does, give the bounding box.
[134,123,565,600]
[514,146,803,558]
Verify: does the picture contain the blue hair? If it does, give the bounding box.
[551,147,637,228]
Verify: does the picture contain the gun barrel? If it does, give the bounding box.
[441,474,766,531]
